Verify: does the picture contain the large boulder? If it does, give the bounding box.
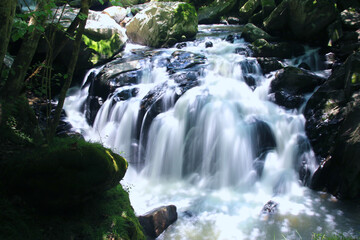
[270,66,326,109]
[264,0,338,42]
[85,58,143,124]
[239,0,261,23]
[126,2,198,47]
[305,52,360,199]
[0,138,128,209]
[250,39,305,59]
[271,66,326,95]
[197,0,238,24]
[241,23,274,43]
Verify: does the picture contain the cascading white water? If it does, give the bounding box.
[64,25,360,239]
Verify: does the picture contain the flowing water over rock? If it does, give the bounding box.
[64,25,360,239]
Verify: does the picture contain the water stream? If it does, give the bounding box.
[64,25,360,239]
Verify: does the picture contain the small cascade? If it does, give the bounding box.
[64,25,360,239]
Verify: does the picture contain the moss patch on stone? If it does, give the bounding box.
[0,185,145,240]
[1,137,128,209]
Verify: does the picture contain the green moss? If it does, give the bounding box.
[0,185,145,240]
[82,33,124,65]
[170,3,198,42]
[1,137,128,209]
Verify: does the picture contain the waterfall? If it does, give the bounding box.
[64,25,359,239]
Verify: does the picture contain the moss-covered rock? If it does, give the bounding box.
[197,0,238,24]
[241,23,274,42]
[126,2,198,47]
[1,138,128,210]
[264,0,338,42]
[250,38,305,58]
[239,0,261,23]
[0,185,145,240]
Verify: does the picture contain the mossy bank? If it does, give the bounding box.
[0,137,144,240]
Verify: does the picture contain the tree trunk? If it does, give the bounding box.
[0,0,16,87]
[48,0,90,141]
[2,0,47,99]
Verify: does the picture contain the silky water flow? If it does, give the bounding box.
[64,25,360,239]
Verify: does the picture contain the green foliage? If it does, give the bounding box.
[82,33,123,64]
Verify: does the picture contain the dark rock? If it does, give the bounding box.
[327,19,343,46]
[256,57,284,74]
[250,39,305,59]
[84,59,143,125]
[298,62,311,71]
[295,135,313,185]
[138,205,178,239]
[239,0,262,23]
[337,0,360,11]
[205,41,213,48]
[112,87,139,103]
[261,200,278,214]
[264,0,338,42]
[238,58,262,88]
[250,120,277,176]
[270,91,306,109]
[241,23,274,43]
[167,50,207,72]
[176,42,187,49]
[198,0,238,24]
[305,52,360,199]
[226,34,235,43]
[235,47,251,56]
[270,66,326,95]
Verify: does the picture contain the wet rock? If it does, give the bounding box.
[85,59,143,125]
[295,135,313,185]
[197,0,238,24]
[270,66,325,95]
[112,87,139,103]
[261,200,278,215]
[241,23,274,43]
[205,41,213,48]
[176,42,187,49]
[305,52,360,199]
[226,34,235,43]
[250,120,277,176]
[269,66,325,109]
[138,205,178,239]
[256,57,284,74]
[270,91,305,109]
[167,51,207,72]
[235,47,251,57]
[250,39,305,59]
[264,0,338,42]
[126,2,197,47]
